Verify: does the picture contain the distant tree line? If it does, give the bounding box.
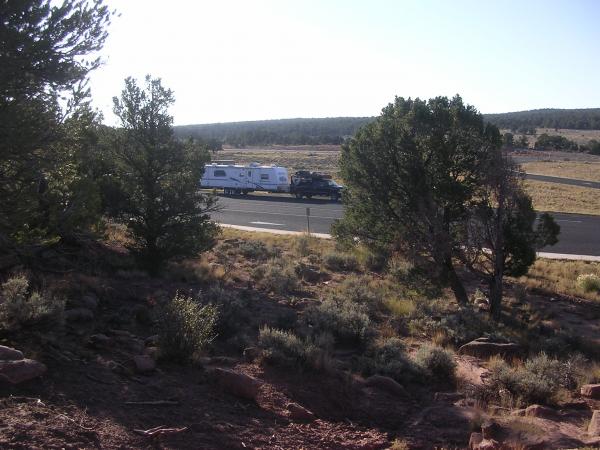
[485,108,600,131]
[174,117,374,147]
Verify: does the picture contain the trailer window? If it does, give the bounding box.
[214,170,226,177]
[260,174,269,181]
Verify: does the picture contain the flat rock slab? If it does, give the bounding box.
[458,338,521,359]
[209,368,261,401]
[364,375,407,397]
[0,359,47,384]
[590,410,600,436]
[0,345,24,361]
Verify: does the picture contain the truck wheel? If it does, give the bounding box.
[330,193,338,201]
[305,194,312,199]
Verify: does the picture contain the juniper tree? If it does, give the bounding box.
[110,76,218,274]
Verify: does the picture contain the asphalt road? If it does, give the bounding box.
[525,173,600,189]
[212,194,600,257]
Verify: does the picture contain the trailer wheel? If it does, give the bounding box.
[294,193,302,199]
[305,194,312,199]
[224,188,230,195]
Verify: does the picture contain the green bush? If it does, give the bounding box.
[304,297,370,344]
[414,344,456,383]
[323,251,359,272]
[356,337,421,384]
[256,259,299,294]
[0,275,65,330]
[331,276,383,308]
[239,240,280,260]
[576,273,600,293]
[156,293,218,362]
[387,256,415,281]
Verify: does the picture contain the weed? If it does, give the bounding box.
[258,326,332,370]
[239,240,281,260]
[155,293,218,363]
[384,297,416,318]
[256,259,299,294]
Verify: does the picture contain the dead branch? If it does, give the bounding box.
[133,425,188,437]
[124,400,179,406]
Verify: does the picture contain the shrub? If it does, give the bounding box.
[155,293,218,362]
[329,275,383,308]
[0,275,65,330]
[356,337,421,384]
[258,326,332,370]
[576,273,600,293]
[239,240,280,260]
[414,344,456,383]
[304,297,370,344]
[323,251,359,272]
[204,285,249,338]
[259,326,306,366]
[481,353,586,406]
[387,256,415,281]
[257,259,299,294]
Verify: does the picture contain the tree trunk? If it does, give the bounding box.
[489,275,503,319]
[445,258,469,304]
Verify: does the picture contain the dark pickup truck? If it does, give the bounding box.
[289,171,343,201]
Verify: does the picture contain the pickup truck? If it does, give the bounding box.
[289,171,343,201]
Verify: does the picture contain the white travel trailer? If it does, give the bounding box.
[200,162,290,194]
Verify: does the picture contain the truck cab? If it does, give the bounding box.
[290,171,343,201]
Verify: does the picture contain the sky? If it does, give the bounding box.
[88,0,600,126]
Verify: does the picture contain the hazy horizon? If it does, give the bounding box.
[89,0,600,126]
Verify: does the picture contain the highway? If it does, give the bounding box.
[212,194,600,257]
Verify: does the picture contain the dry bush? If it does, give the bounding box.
[155,293,218,363]
[239,240,281,260]
[0,275,65,331]
[323,251,359,272]
[254,258,299,294]
[258,326,333,370]
[355,337,421,384]
[414,344,456,383]
[164,259,225,283]
[294,234,317,257]
[303,296,371,344]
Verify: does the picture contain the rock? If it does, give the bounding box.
[64,307,94,322]
[286,402,315,421]
[481,420,501,440]
[243,346,262,362]
[469,432,483,449]
[88,334,112,348]
[525,404,557,420]
[364,375,407,397]
[79,294,99,310]
[590,410,600,436]
[475,439,501,450]
[581,384,600,399]
[458,338,521,359]
[145,335,159,346]
[0,345,24,361]
[208,368,261,400]
[434,391,464,402]
[511,408,526,416]
[133,355,156,373]
[143,346,159,360]
[0,359,46,384]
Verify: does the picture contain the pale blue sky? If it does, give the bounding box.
[89,0,600,125]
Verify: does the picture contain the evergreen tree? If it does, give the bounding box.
[110,76,218,274]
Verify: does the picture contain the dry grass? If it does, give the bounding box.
[218,148,341,179]
[521,160,600,182]
[524,180,600,215]
[517,258,600,302]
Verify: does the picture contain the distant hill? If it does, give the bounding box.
[174,117,373,147]
[484,108,600,132]
[174,108,600,147]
